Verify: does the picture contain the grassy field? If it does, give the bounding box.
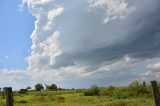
[0,89,154,106]
[0,81,156,106]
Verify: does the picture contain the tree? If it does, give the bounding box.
[26,86,32,90]
[143,81,146,86]
[35,83,44,91]
[45,84,57,91]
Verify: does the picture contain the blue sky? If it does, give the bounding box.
[0,0,35,70]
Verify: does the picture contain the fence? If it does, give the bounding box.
[2,87,13,106]
[151,81,160,106]
[1,81,160,106]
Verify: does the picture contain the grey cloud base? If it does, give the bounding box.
[25,0,160,87]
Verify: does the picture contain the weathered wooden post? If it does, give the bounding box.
[5,87,13,106]
[151,80,160,106]
[2,91,5,99]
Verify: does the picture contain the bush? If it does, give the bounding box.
[128,81,149,97]
[84,84,100,96]
[99,86,115,96]
[106,86,115,97]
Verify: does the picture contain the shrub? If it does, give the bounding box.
[84,84,100,96]
[105,86,115,97]
[128,81,149,97]
[99,86,115,96]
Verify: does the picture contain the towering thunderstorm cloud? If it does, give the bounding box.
[23,0,160,86]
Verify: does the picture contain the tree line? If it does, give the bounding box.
[34,83,58,91]
[0,83,58,92]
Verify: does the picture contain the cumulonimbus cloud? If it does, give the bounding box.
[23,0,160,86]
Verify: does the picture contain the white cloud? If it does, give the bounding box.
[18,0,27,11]
[88,0,135,23]
[44,7,64,31]
[5,0,160,88]
[0,69,33,90]
[147,63,160,70]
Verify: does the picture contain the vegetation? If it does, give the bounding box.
[0,81,156,106]
[84,84,100,96]
[45,84,57,91]
[35,83,44,91]
[26,86,32,90]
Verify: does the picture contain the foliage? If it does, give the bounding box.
[84,84,100,96]
[45,84,57,91]
[113,88,130,99]
[0,90,154,106]
[26,86,32,90]
[0,81,155,106]
[84,81,151,98]
[0,82,155,106]
[18,89,28,94]
[143,81,146,86]
[105,86,115,96]
[35,83,44,91]
[128,81,149,97]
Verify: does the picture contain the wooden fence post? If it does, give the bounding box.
[151,80,160,106]
[2,91,5,99]
[5,87,13,106]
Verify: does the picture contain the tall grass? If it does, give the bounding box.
[84,81,153,98]
[84,84,100,96]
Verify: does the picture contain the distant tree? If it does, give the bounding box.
[58,87,64,90]
[19,89,27,94]
[45,84,57,91]
[0,88,1,92]
[35,83,44,91]
[143,81,146,86]
[26,86,32,90]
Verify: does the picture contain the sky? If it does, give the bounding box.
[0,0,35,70]
[0,0,160,90]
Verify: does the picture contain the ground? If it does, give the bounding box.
[0,90,154,106]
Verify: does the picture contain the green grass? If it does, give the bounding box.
[0,90,154,106]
